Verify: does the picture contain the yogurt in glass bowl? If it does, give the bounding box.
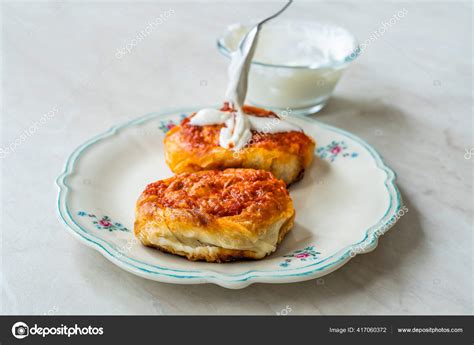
[217,20,359,115]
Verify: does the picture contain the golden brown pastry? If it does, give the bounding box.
[134,169,295,262]
[164,104,316,185]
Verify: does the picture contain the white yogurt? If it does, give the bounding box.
[220,24,260,150]
[189,108,231,126]
[190,13,304,151]
[219,20,358,114]
[190,11,318,151]
[190,108,302,150]
[223,21,356,68]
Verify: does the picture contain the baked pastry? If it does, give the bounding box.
[134,169,295,262]
[164,104,315,185]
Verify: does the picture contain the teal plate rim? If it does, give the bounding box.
[56,106,402,288]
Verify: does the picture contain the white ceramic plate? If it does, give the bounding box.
[57,107,401,289]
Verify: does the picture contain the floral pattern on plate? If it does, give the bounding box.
[279,246,321,267]
[56,107,401,288]
[77,212,129,232]
[317,140,358,162]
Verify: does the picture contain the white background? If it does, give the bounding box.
[1,0,472,314]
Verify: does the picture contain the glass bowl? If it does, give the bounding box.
[217,20,360,115]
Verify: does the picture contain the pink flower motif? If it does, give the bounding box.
[331,146,341,154]
[167,122,176,130]
[99,219,112,227]
[295,253,310,259]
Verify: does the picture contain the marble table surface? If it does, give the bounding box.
[1,1,472,315]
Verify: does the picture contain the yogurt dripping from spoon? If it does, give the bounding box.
[190,1,300,151]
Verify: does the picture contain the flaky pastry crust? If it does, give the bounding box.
[164,104,316,185]
[134,169,295,262]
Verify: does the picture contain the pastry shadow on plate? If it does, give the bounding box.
[288,155,330,193]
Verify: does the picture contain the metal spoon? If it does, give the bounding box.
[225,0,293,110]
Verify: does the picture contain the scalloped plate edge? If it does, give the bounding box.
[56,106,402,289]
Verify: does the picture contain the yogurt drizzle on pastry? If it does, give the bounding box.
[190,108,302,149]
[189,2,300,151]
